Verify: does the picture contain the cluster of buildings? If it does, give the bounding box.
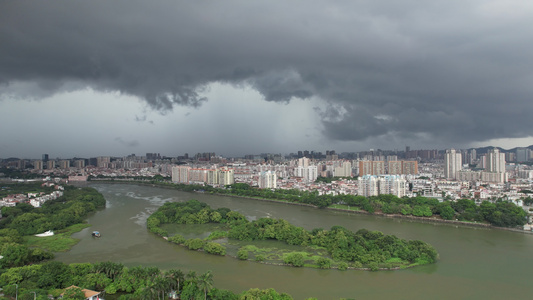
[2,147,533,206]
[446,148,507,183]
[0,182,64,208]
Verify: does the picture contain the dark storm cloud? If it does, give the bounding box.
[1,0,533,146]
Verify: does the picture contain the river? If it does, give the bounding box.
[55,184,533,299]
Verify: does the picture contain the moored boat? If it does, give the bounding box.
[35,230,54,237]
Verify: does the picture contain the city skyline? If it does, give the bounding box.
[2,145,532,161]
[2,1,533,158]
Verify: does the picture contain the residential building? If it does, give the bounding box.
[258,171,277,189]
[487,148,505,173]
[171,165,191,183]
[358,175,407,197]
[34,160,43,170]
[444,149,462,179]
[358,160,385,176]
[516,147,530,162]
[219,168,235,185]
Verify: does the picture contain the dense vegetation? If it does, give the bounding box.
[0,261,294,300]
[148,200,438,270]
[148,181,527,228]
[0,185,106,268]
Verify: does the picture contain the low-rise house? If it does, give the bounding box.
[61,285,102,300]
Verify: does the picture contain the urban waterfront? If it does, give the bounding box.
[56,184,533,299]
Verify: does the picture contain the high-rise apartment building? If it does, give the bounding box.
[97,156,111,168]
[189,168,208,184]
[298,157,310,168]
[469,149,477,164]
[218,168,235,186]
[516,147,530,162]
[444,149,462,179]
[487,148,505,173]
[378,175,407,198]
[74,160,85,168]
[358,175,379,197]
[59,160,70,169]
[207,169,219,185]
[171,165,191,183]
[34,160,43,170]
[387,161,418,175]
[359,161,385,176]
[334,161,352,177]
[258,171,277,189]
[358,175,406,197]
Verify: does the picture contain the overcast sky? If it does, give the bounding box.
[1,1,533,159]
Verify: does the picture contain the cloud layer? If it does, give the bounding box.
[2,0,533,148]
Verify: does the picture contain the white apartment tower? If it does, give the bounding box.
[295,165,318,182]
[378,175,407,198]
[218,168,235,186]
[171,165,191,184]
[444,149,462,179]
[298,157,310,168]
[358,175,406,197]
[258,171,277,189]
[358,175,379,197]
[487,148,505,173]
[334,161,352,177]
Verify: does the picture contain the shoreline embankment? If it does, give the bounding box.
[86,179,532,234]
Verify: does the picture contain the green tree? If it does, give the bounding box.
[283,253,305,267]
[316,257,331,269]
[164,269,185,293]
[203,242,226,255]
[185,238,205,250]
[437,203,455,220]
[198,271,214,300]
[169,234,186,244]
[239,288,293,300]
[237,248,249,260]
[0,243,31,268]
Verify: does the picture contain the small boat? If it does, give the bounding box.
[35,230,54,237]
[92,231,101,237]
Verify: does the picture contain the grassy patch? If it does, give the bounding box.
[385,257,404,263]
[205,230,228,240]
[23,223,91,252]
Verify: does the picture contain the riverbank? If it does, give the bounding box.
[24,223,92,252]
[89,179,531,233]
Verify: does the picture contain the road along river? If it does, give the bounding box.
[55,184,533,300]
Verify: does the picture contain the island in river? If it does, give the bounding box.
[148,199,438,270]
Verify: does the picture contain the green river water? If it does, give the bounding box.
[55,184,533,299]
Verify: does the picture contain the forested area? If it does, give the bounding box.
[0,186,106,268]
[0,261,294,300]
[157,182,527,228]
[0,185,296,299]
[148,200,438,270]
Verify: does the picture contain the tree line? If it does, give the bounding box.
[0,261,294,300]
[148,200,438,270]
[150,181,527,228]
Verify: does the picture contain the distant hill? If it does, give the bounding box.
[468,145,533,154]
